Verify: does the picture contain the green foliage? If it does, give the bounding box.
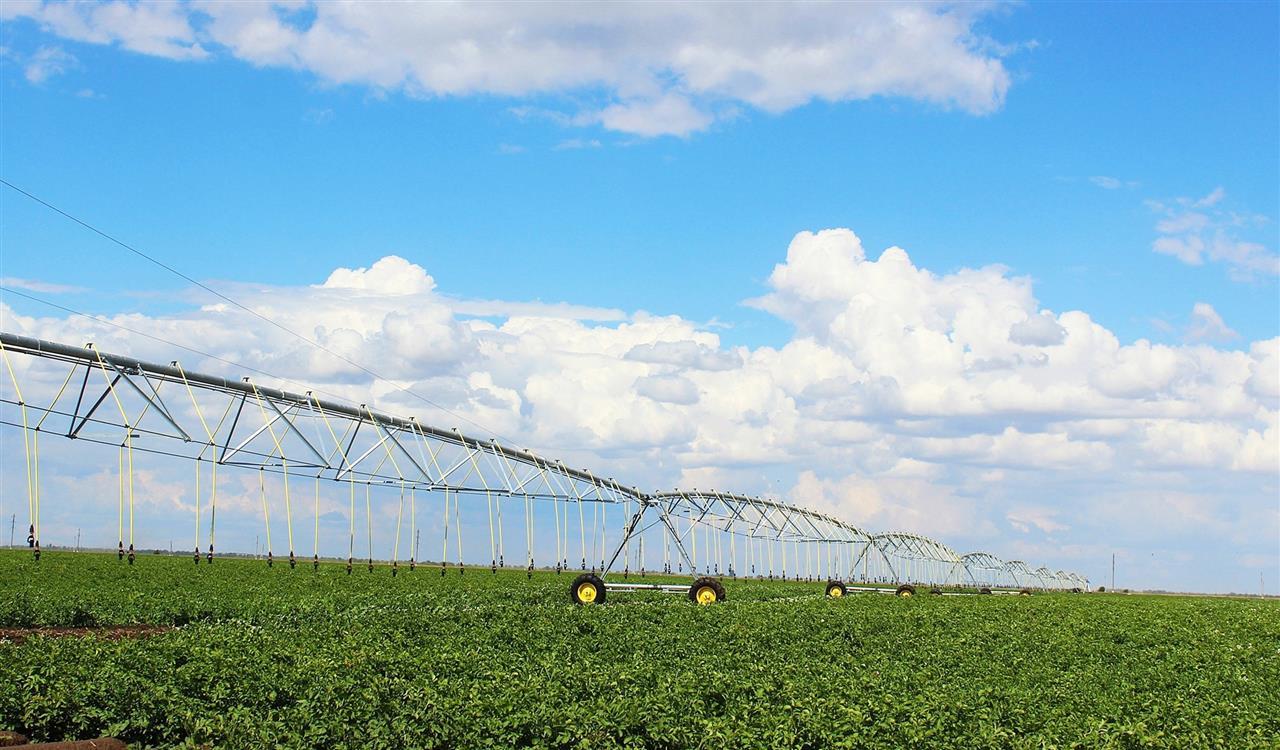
[1,551,1277,748]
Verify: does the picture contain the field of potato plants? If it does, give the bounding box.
[1,550,1277,749]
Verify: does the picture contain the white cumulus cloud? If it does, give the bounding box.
[21,44,76,83]
[1186,302,1238,343]
[1149,188,1279,280]
[2,228,1275,589]
[5,1,1019,136]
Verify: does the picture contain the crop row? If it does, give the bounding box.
[1,551,1277,748]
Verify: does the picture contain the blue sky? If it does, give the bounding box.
[2,2,1276,344]
[0,2,1277,592]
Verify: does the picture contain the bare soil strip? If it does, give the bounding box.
[0,626,173,646]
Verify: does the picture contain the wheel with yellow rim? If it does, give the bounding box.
[825,580,847,598]
[895,583,916,598]
[688,577,726,605]
[570,572,606,605]
[1019,588,1032,597]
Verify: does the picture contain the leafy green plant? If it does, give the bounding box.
[0,551,1277,748]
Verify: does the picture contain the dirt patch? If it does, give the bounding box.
[0,625,174,645]
[6,739,126,749]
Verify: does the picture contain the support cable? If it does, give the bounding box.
[259,467,272,566]
[31,428,41,557]
[209,459,217,564]
[177,362,221,562]
[194,460,201,564]
[454,482,464,574]
[553,492,563,573]
[392,481,405,576]
[440,488,450,576]
[252,386,294,568]
[0,342,36,559]
[577,491,587,571]
[525,490,534,578]
[496,488,506,568]
[347,476,354,574]
[0,179,520,447]
[365,482,373,572]
[117,446,124,559]
[90,347,135,562]
[486,489,496,572]
[313,474,320,569]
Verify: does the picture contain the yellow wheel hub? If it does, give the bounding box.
[577,582,598,604]
[829,587,843,598]
[899,590,912,598]
[696,586,718,605]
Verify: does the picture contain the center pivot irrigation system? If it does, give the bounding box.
[0,332,1089,604]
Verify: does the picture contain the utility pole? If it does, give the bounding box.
[1111,553,1115,591]
[8,515,13,548]
[76,528,81,553]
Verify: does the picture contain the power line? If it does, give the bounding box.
[0,178,516,444]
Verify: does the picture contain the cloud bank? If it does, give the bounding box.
[3,230,1276,591]
[3,1,1017,136]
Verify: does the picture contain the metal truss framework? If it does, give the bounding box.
[0,332,1088,589]
[959,552,1087,591]
[646,490,872,579]
[851,533,965,587]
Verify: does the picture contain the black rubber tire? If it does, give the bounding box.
[570,572,606,605]
[930,588,943,596]
[825,580,848,598]
[979,587,993,595]
[895,583,916,598]
[689,577,725,605]
[1019,588,1032,596]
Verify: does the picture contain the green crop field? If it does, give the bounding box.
[1,551,1276,749]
